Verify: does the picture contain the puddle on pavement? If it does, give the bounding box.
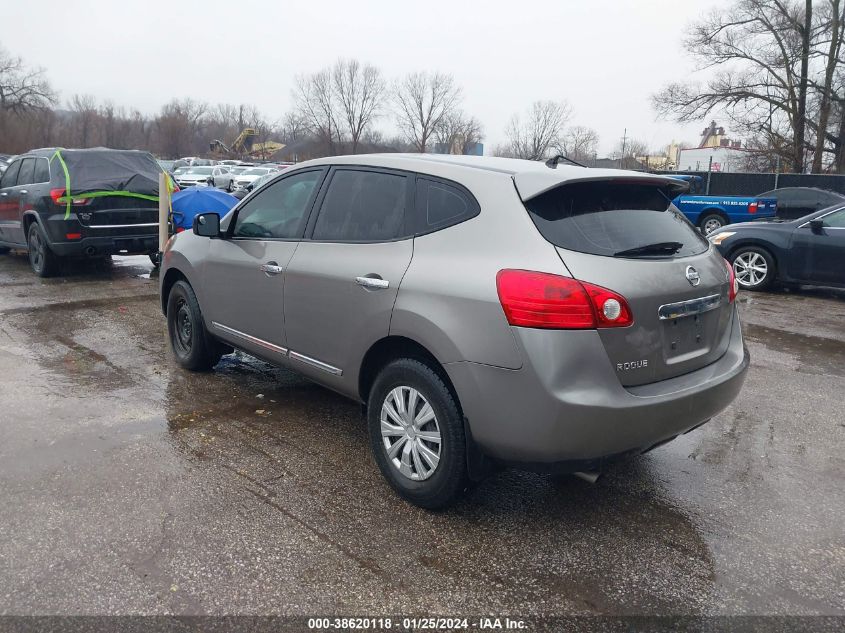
[743,323,845,377]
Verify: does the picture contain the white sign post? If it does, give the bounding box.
[157,172,169,263]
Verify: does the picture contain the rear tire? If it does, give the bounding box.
[27,222,61,278]
[730,246,776,291]
[166,280,222,370]
[367,358,468,509]
[699,212,727,235]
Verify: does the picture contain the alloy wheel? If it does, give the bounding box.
[380,386,442,481]
[28,229,44,273]
[734,252,768,288]
[703,217,723,234]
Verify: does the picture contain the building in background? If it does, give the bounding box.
[675,121,747,173]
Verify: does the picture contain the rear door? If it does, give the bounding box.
[282,167,414,391]
[0,159,23,244]
[522,179,734,387]
[201,168,325,360]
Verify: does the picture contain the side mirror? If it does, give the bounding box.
[809,218,824,233]
[193,212,221,238]
[206,176,214,186]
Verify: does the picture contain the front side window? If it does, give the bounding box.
[0,160,21,189]
[16,159,35,187]
[525,181,709,258]
[232,170,322,239]
[312,170,407,242]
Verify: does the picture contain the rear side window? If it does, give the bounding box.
[822,208,845,227]
[414,178,479,234]
[16,159,35,187]
[525,181,709,258]
[312,170,407,242]
[0,160,21,188]
[34,158,49,183]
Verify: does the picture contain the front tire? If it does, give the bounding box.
[731,246,776,291]
[27,222,61,277]
[0,246,10,255]
[166,280,223,370]
[367,358,468,509]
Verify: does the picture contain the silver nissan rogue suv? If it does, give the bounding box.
[160,154,749,508]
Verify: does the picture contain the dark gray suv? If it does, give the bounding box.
[160,154,749,508]
[0,148,163,277]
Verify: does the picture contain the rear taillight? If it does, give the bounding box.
[725,259,738,302]
[496,269,633,329]
[748,201,758,214]
[50,188,89,206]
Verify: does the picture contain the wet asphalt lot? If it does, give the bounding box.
[0,251,843,619]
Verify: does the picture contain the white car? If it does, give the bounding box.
[233,167,273,190]
[176,166,235,191]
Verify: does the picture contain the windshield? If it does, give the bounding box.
[524,181,709,259]
[188,167,213,175]
[243,168,270,176]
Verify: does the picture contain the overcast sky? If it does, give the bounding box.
[3,0,729,155]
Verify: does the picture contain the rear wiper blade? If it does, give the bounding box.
[613,241,684,258]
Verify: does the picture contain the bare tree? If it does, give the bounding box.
[332,59,386,154]
[279,111,307,144]
[653,0,845,173]
[154,98,208,158]
[294,69,342,154]
[393,72,462,152]
[811,0,844,171]
[611,137,649,169]
[503,101,571,160]
[434,110,484,154]
[557,125,599,162]
[69,94,99,147]
[0,46,55,113]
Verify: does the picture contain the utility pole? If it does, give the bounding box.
[620,128,627,169]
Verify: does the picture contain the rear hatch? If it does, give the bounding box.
[75,195,158,228]
[48,148,163,230]
[520,176,734,387]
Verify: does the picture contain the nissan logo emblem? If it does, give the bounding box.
[685,266,701,286]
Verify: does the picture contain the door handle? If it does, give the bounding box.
[18,190,27,195]
[259,263,283,275]
[0,192,7,197]
[355,276,390,289]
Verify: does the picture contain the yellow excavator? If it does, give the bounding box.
[209,128,284,160]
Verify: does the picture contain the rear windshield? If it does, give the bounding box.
[524,181,709,258]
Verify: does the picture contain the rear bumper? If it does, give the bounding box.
[42,214,159,257]
[50,234,159,257]
[445,309,749,469]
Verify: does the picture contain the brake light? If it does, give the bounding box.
[496,269,633,329]
[50,188,89,206]
[65,233,82,240]
[725,259,738,302]
[748,201,758,214]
